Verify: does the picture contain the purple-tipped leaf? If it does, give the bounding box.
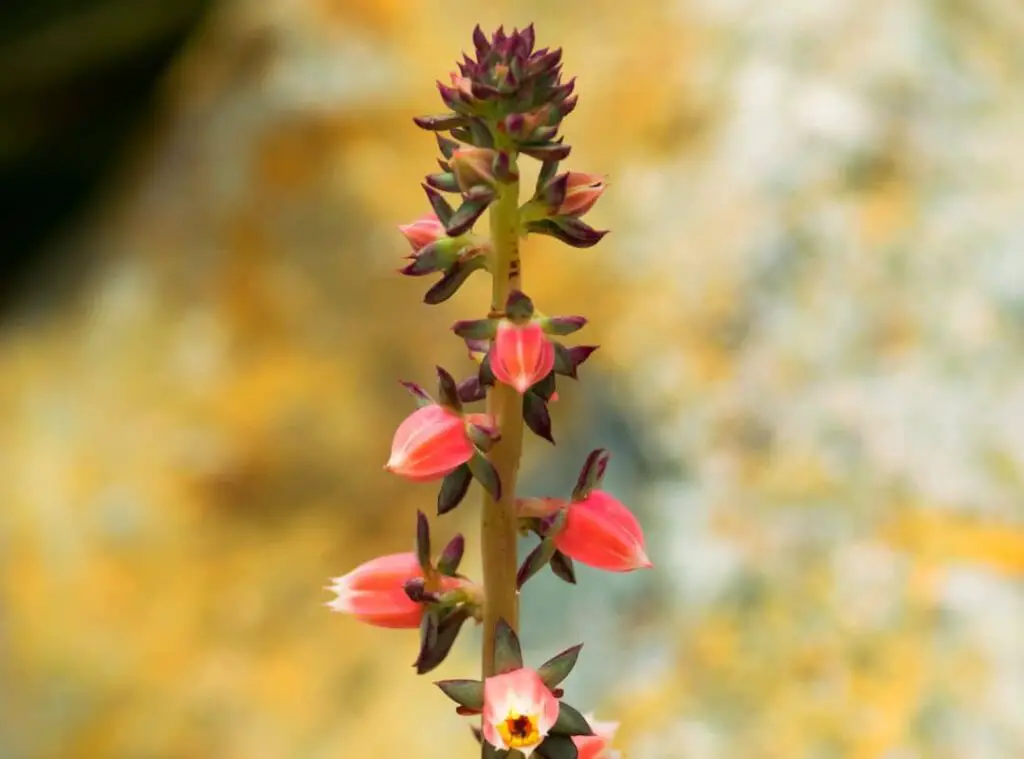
[517,538,557,590]
[435,679,484,710]
[550,550,577,584]
[457,376,486,403]
[415,510,432,574]
[525,217,608,248]
[493,618,523,674]
[572,449,611,501]
[424,255,487,305]
[505,289,535,321]
[435,366,462,412]
[537,643,583,690]
[399,380,435,408]
[452,318,497,340]
[414,113,469,131]
[437,534,465,576]
[445,191,494,237]
[550,703,594,737]
[415,607,470,675]
[437,464,472,516]
[520,141,573,162]
[542,315,587,336]
[468,451,501,501]
[425,171,461,194]
[422,184,454,227]
[523,391,554,444]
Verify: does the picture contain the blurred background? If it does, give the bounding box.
[2,1,1023,757]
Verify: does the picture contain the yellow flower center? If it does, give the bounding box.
[497,712,541,748]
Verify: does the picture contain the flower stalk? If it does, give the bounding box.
[481,169,525,676]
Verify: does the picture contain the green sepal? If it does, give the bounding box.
[550,550,577,584]
[446,187,496,237]
[536,733,578,759]
[523,391,554,444]
[541,315,587,337]
[493,617,523,674]
[426,171,462,194]
[452,318,498,340]
[437,464,472,516]
[468,451,501,500]
[436,134,459,159]
[505,289,535,322]
[415,510,432,574]
[572,449,610,501]
[516,538,557,590]
[435,679,484,710]
[537,643,583,690]
[413,113,470,131]
[536,158,561,193]
[550,702,593,737]
[437,534,465,575]
[424,254,487,305]
[436,366,462,412]
[422,184,454,226]
[415,606,471,675]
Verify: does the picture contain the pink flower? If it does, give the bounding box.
[558,172,607,218]
[553,490,652,572]
[573,713,621,759]
[385,404,478,482]
[482,668,561,757]
[491,320,555,394]
[325,552,460,629]
[398,213,445,253]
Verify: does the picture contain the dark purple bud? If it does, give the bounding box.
[471,80,503,100]
[472,25,490,57]
[413,113,470,131]
[457,376,486,404]
[529,48,563,76]
[553,77,577,102]
[521,23,536,55]
[404,577,439,604]
[492,151,519,184]
[558,94,579,119]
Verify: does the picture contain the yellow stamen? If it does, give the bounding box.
[497,712,541,748]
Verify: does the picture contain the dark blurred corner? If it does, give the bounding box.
[0,0,212,313]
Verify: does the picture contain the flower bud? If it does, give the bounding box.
[491,320,555,394]
[558,172,607,217]
[385,404,476,482]
[450,147,498,192]
[482,667,561,757]
[325,552,460,629]
[398,213,446,253]
[553,490,652,572]
[574,714,621,759]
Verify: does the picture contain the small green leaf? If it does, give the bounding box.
[536,643,583,690]
[422,184,454,227]
[452,318,498,340]
[426,171,461,193]
[413,113,470,131]
[493,618,523,674]
[469,451,501,501]
[549,702,593,737]
[435,679,485,709]
[415,607,470,675]
[446,190,495,237]
[536,733,578,759]
[424,255,487,305]
[517,539,557,590]
[437,464,472,516]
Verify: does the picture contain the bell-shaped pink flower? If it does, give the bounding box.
[385,404,476,482]
[491,320,555,394]
[558,172,607,217]
[553,490,652,572]
[574,713,621,759]
[482,667,561,757]
[398,213,445,253]
[325,552,461,629]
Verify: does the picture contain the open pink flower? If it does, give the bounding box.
[491,321,555,394]
[482,668,560,757]
[574,713,621,759]
[554,490,652,572]
[557,172,607,217]
[385,404,478,482]
[398,213,445,253]
[325,552,460,629]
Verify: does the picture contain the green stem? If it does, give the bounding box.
[481,172,524,678]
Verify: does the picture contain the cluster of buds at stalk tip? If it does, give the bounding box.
[326,24,644,757]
